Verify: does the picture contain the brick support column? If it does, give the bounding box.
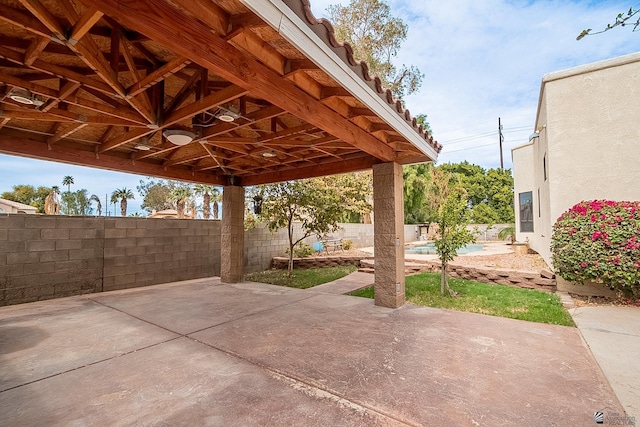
[221,185,244,283]
[373,162,405,308]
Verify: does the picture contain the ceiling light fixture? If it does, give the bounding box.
[262,150,276,158]
[215,107,241,122]
[163,129,196,146]
[8,88,44,106]
[134,144,151,151]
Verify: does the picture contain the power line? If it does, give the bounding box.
[438,125,530,145]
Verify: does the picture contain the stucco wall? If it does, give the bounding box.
[514,52,640,266]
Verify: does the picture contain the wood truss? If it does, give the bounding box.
[0,0,439,186]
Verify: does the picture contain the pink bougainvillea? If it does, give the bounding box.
[552,200,640,296]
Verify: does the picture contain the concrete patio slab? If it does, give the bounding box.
[0,297,178,391]
[0,277,625,426]
[192,293,621,426]
[1,336,387,426]
[91,277,314,335]
[570,306,640,423]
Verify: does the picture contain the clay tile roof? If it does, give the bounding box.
[285,0,442,153]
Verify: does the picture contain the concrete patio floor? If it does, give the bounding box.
[0,277,624,426]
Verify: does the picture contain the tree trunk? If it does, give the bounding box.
[213,201,219,220]
[287,221,294,276]
[177,201,185,218]
[440,262,446,295]
[203,193,211,219]
[120,199,127,217]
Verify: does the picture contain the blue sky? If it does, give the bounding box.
[1,0,638,214]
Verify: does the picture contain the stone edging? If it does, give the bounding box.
[271,256,371,269]
[408,261,556,293]
[274,256,556,293]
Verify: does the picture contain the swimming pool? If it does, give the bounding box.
[405,243,484,255]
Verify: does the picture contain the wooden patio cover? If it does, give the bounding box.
[0,0,441,186]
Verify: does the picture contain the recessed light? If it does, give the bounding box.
[134,144,151,151]
[262,150,276,158]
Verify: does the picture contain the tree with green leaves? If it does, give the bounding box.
[90,194,102,216]
[111,188,134,217]
[403,163,434,224]
[428,168,475,296]
[261,176,370,274]
[1,184,51,213]
[326,0,423,100]
[438,161,514,224]
[577,7,639,40]
[137,178,174,214]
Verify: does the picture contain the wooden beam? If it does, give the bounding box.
[169,0,229,35]
[257,124,316,143]
[82,0,394,161]
[321,86,351,99]
[201,105,284,138]
[69,8,104,44]
[126,56,190,97]
[47,123,88,144]
[18,0,66,40]
[164,84,247,126]
[243,155,380,186]
[23,36,50,66]
[0,3,50,38]
[0,130,226,185]
[0,45,114,95]
[99,84,247,153]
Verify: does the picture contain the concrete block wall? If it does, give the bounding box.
[102,218,220,292]
[0,215,221,306]
[0,215,105,306]
[244,222,380,273]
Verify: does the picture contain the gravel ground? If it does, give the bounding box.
[450,253,550,272]
[313,244,550,273]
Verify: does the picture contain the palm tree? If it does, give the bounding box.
[211,187,221,220]
[62,176,74,193]
[194,184,219,219]
[111,187,134,217]
[498,224,516,244]
[90,194,102,216]
[170,186,192,219]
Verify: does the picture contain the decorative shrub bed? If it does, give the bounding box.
[551,200,640,297]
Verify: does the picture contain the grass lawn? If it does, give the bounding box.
[245,265,357,289]
[350,272,574,327]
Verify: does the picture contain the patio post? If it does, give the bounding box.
[221,183,245,283]
[372,162,405,308]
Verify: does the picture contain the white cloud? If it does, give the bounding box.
[311,0,639,169]
[1,0,637,203]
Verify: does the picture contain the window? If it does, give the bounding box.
[537,188,541,218]
[519,191,534,232]
[543,154,547,181]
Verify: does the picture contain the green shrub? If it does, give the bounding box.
[342,239,353,250]
[551,200,640,296]
[293,242,314,258]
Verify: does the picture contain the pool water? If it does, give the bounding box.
[405,243,484,255]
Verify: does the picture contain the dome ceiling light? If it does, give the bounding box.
[163,129,196,146]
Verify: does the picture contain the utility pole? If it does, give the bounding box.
[498,117,504,170]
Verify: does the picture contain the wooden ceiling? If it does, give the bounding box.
[0,0,439,186]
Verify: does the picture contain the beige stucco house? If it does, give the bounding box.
[512,52,640,267]
[0,198,37,214]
